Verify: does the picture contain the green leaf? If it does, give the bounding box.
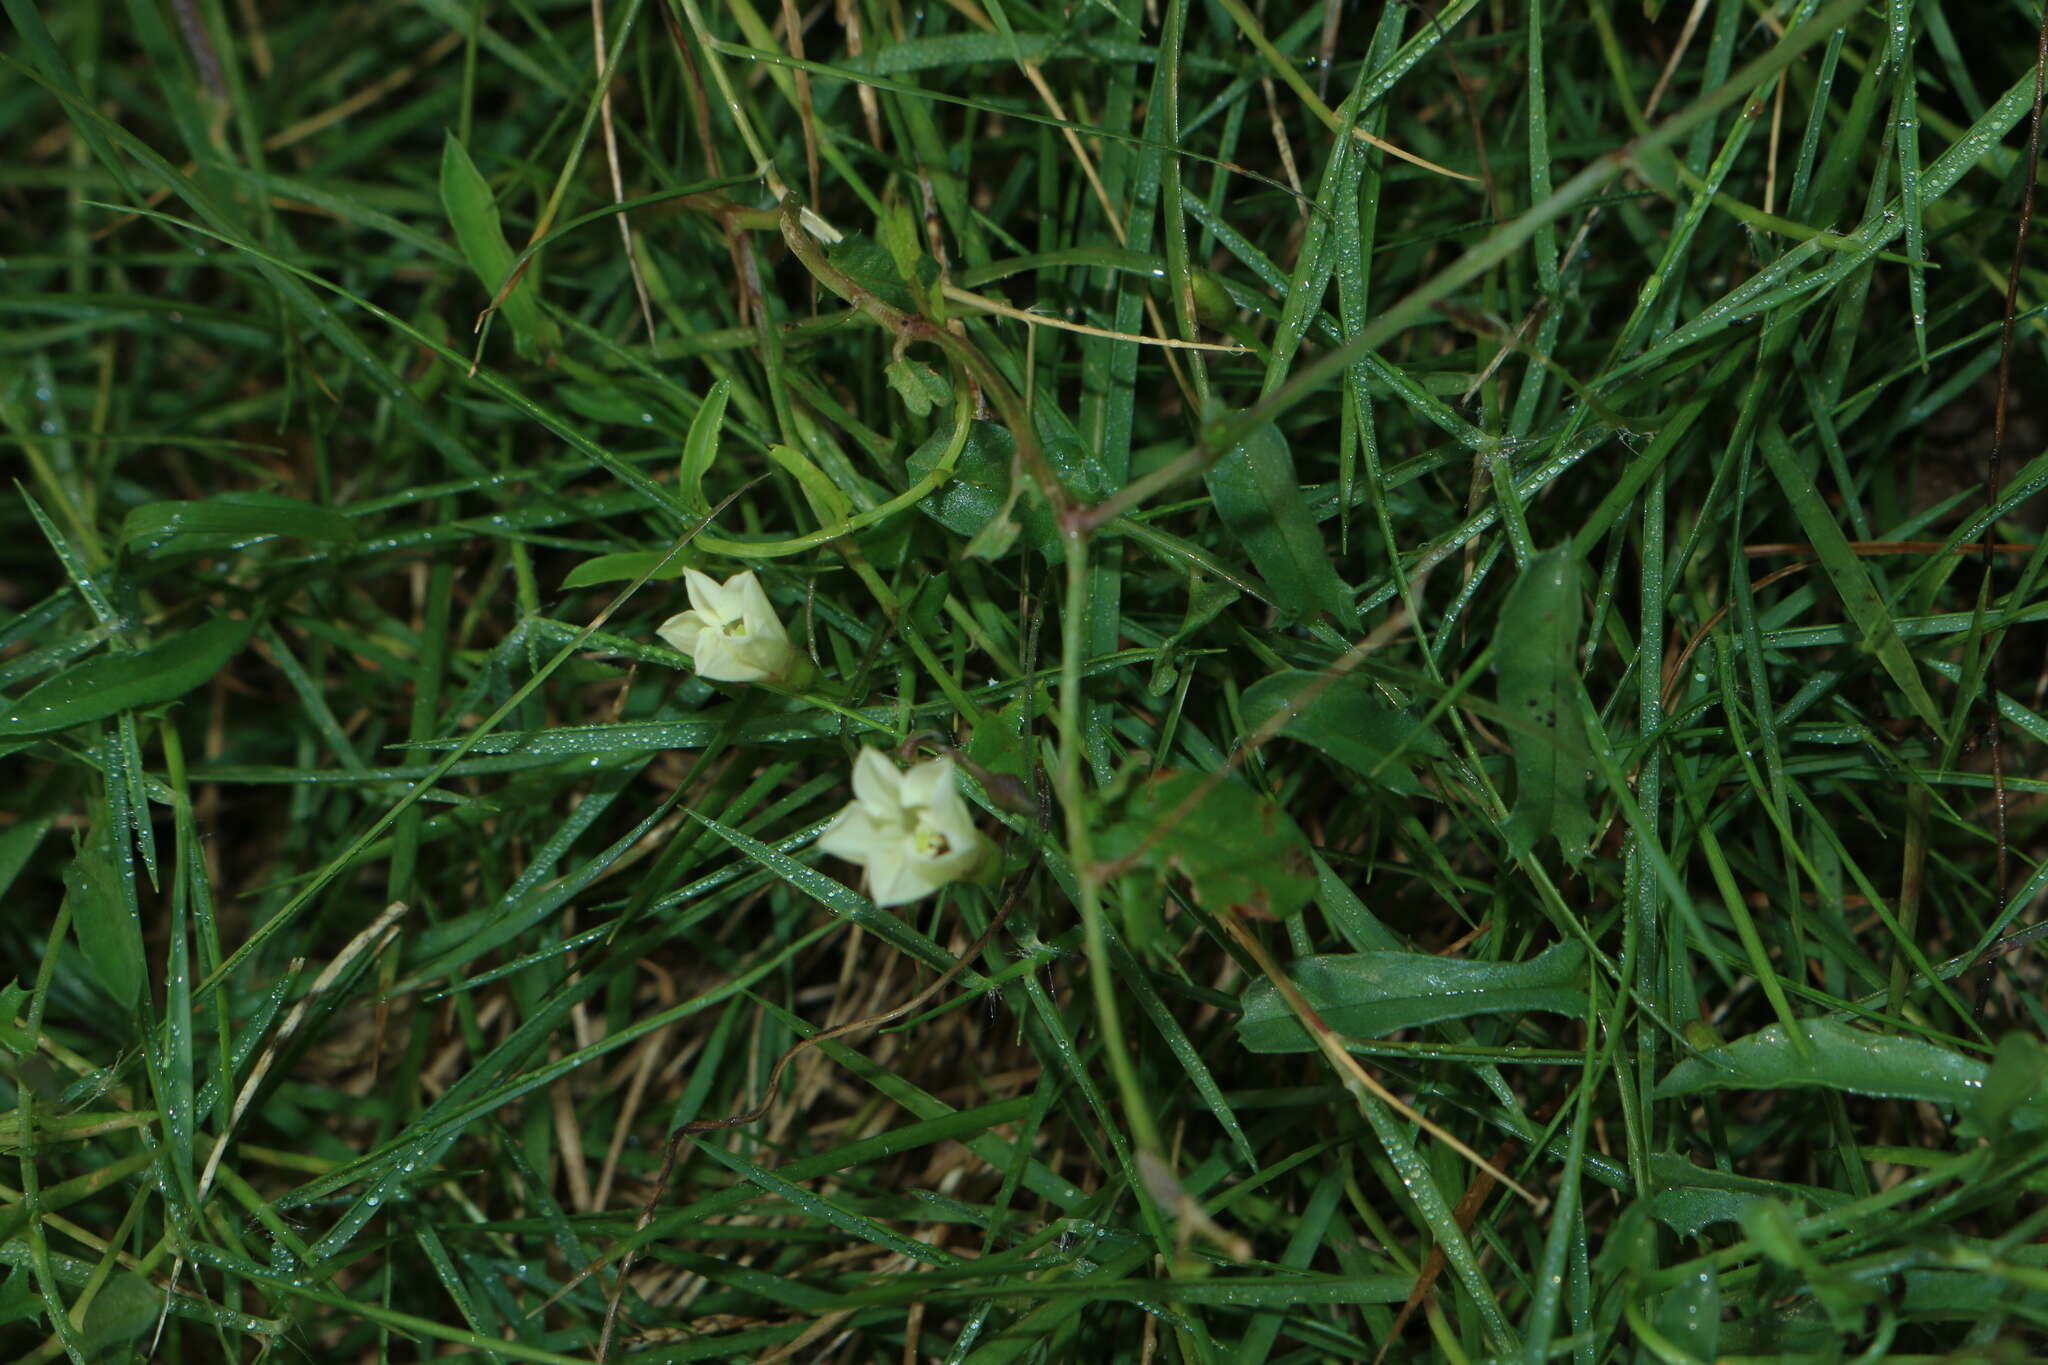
[766,442,852,528]
[1962,1033,2048,1138]
[560,549,699,590]
[825,235,915,312]
[1236,940,1586,1053]
[0,614,252,737]
[885,357,950,417]
[909,420,1061,556]
[439,132,559,360]
[1097,770,1317,942]
[78,1271,159,1359]
[0,980,30,1057]
[1650,1186,1782,1239]
[1240,670,1445,796]
[0,818,52,906]
[1496,547,1595,861]
[64,831,141,1010]
[1654,1017,1988,1106]
[678,378,732,515]
[1758,424,1941,726]
[876,197,931,311]
[1204,422,1355,623]
[964,694,1035,786]
[121,492,356,555]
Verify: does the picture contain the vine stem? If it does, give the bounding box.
[1057,536,1163,1158]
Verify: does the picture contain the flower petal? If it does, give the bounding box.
[815,804,881,862]
[907,758,979,846]
[850,747,906,814]
[729,571,791,646]
[691,634,772,683]
[656,610,709,657]
[682,568,732,621]
[866,843,932,907]
[897,755,955,811]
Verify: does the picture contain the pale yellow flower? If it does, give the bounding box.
[657,569,799,685]
[817,750,991,907]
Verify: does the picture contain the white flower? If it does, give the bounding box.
[816,749,991,907]
[657,569,800,685]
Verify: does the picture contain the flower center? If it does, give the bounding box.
[719,615,749,637]
[909,813,951,859]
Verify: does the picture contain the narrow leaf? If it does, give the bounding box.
[0,614,252,737]
[1497,548,1594,860]
[1240,670,1445,796]
[64,829,142,1010]
[678,378,732,514]
[439,132,559,360]
[121,493,355,554]
[1758,423,1940,726]
[1237,941,1586,1053]
[1205,423,1355,623]
[1654,1017,1987,1107]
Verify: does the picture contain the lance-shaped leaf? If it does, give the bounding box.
[1205,422,1356,624]
[0,614,252,737]
[1241,670,1445,796]
[1238,940,1586,1053]
[440,133,559,360]
[1655,1017,1993,1109]
[1497,548,1595,860]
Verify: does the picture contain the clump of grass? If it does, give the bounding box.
[3,0,2047,1360]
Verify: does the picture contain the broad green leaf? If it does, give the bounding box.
[1650,1186,1781,1239]
[1645,1153,1853,1239]
[963,695,1034,787]
[885,358,949,417]
[1497,548,1595,861]
[121,492,355,555]
[64,831,141,1010]
[1961,1032,2048,1138]
[1236,940,1586,1053]
[1204,423,1355,623]
[0,980,30,1056]
[0,817,52,905]
[1240,670,1445,796]
[1655,1017,1989,1107]
[439,132,559,360]
[1758,424,1940,726]
[0,614,252,737]
[909,420,1058,554]
[0,1267,34,1331]
[1097,770,1316,947]
[678,377,732,514]
[78,1272,159,1359]
[1902,1265,2048,1317]
[825,234,915,312]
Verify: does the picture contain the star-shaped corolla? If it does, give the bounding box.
[816,749,992,907]
[656,569,800,685]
